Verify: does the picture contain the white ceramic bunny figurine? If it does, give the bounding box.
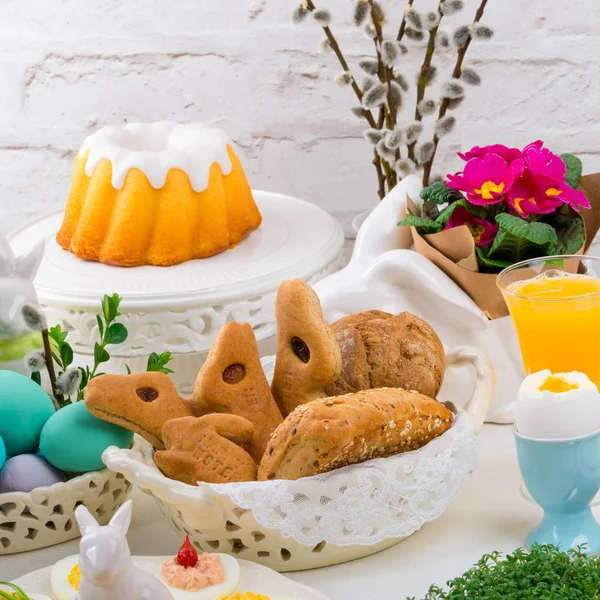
[73,500,173,600]
[0,233,45,375]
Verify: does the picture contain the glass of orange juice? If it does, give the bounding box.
[497,255,600,386]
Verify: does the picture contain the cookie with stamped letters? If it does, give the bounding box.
[154,414,258,485]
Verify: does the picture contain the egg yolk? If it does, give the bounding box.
[68,563,81,591]
[539,375,579,394]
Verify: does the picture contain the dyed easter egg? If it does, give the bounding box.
[0,454,65,493]
[0,435,5,470]
[0,370,55,455]
[39,401,134,472]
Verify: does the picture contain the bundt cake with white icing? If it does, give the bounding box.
[56,122,262,267]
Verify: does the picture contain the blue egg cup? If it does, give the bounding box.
[514,426,600,555]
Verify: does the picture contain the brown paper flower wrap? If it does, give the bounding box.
[405,173,600,319]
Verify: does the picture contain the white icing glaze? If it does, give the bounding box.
[80,121,234,192]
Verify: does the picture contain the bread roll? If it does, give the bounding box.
[258,388,453,481]
[325,311,445,398]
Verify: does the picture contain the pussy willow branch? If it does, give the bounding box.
[368,0,397,191]
[422,0,489,186]
[304,0,389,198]
[303,0,377,128]
[41,328,64,410]
[396,0,415,41]
[408,0,444,162]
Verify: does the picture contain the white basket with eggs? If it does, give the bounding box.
[0,469,131,555]
[103,348,494,572]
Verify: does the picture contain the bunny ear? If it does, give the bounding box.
[0,234,16,277]
[15,239,44,281]
[75,504,99,534]
[109,499,132,533]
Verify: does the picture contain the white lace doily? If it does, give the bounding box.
[206,412,476,547]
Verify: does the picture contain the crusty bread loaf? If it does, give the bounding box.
[258,388,453,481]
[325,311,445,399]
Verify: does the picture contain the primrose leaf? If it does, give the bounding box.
[397,214,443,234]
[105,323,128,345]
[546,212,585,255]
[496,213,558,247]
[420,181,465,204]
[487,228,557,267]
[31,371,42,385]
[435,200,464,226]
[560,153,583,189]
[475,246,512,270]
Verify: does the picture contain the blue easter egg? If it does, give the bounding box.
[0,435,5,470]
[0,371,55,455]
[0,454,65,493]
[39,401,134,472]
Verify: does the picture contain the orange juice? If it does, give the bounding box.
[504,274,600,385]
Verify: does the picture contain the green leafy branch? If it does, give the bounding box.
[44,294,174,408]
[146,351,175,374]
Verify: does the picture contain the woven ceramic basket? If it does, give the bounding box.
[0,467,131,554]
[103,349,494,572]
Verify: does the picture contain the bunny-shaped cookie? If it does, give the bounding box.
[0,233,45,375]
[73,500,173,600]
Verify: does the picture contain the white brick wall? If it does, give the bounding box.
[1,0,599,235]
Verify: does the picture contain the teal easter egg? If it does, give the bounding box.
[39,401,134,472]
[0,435,5,470]
[0,370,55,455]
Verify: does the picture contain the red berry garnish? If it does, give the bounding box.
[176,535,198,568]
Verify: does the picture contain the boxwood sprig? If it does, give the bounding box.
[45,293,174,406]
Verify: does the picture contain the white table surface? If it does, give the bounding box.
[2,422,557,599]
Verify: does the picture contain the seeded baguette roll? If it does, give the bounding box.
[258,388,453,481]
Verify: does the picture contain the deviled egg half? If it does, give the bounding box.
[50,556,81,600]
[517,370,600,439]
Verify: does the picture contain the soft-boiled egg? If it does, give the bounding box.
[517,370,600,439]
[157,553,240,600]
[50,554,80,600]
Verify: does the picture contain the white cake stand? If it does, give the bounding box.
[8,190,344,394]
